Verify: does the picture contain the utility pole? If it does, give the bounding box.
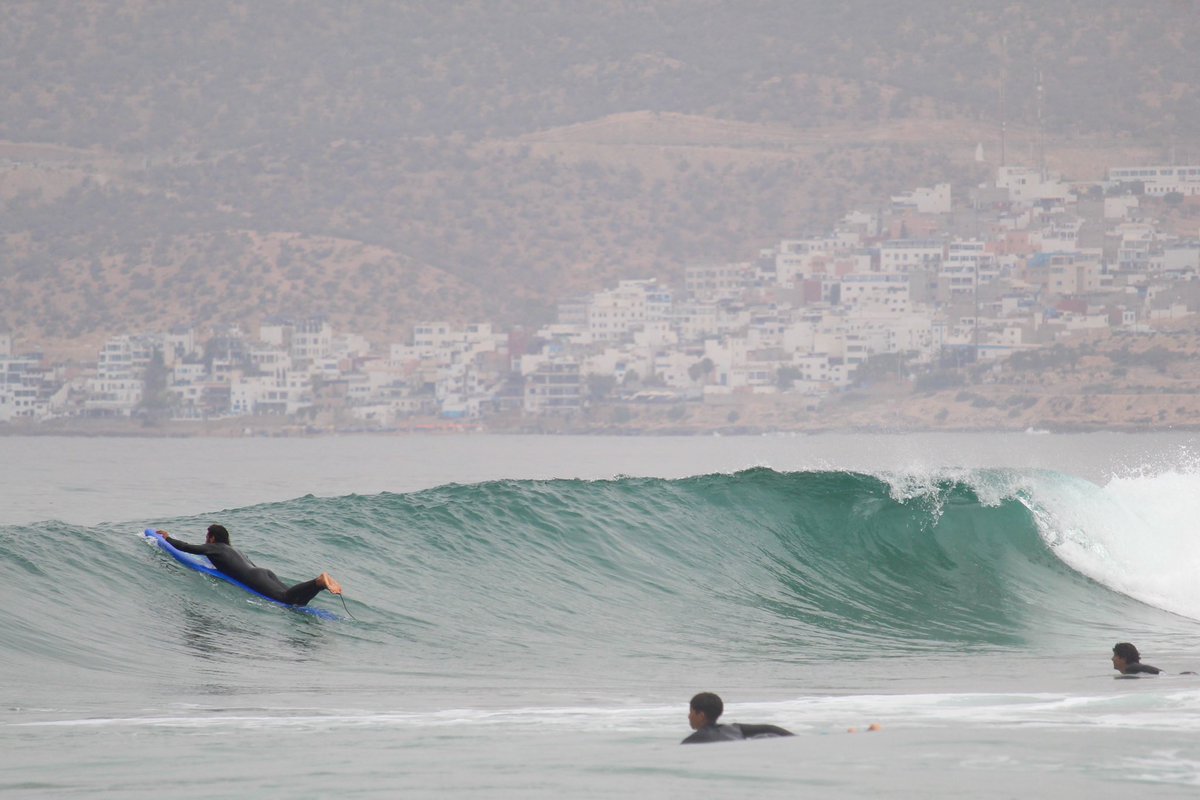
[1000,34,1008,167]
[1036,68,1046,180]
[973,260,980,365]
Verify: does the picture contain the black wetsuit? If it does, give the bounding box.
[1121,662,1162,675]
[165,537,323,606]
[681,723,794,744]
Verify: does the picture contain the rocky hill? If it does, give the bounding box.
[1,1,1198,358]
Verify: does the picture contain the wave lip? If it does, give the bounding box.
[1019,468,1200,623]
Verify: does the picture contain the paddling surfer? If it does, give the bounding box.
[157,524,342,606]
[1111,642,1161,675]
[681,692,794,744]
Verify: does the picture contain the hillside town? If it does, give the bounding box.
[4,161,1200,434]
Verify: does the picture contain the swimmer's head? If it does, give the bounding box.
[688,692,723,729]
[1112,642,1141,672]
[1113,642,1140,662]
[206,524,230,545]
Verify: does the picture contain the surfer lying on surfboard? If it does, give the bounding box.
[681,692,794,744]
[157,524,342,606]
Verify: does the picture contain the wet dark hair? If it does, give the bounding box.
[206,524,230,544]
[1113,642,1141,663]
[690,692,723,724]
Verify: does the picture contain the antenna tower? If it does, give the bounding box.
[999,35,1007,167]
[1036,69,1046,179]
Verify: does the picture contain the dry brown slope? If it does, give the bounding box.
[4,230,485,361]
[504,111,1158,182]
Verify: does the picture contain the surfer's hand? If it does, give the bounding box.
[156,529,169,538]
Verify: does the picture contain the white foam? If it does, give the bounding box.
[1022,468,1200,622]
[18,690,1200,735]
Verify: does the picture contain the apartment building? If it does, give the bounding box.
[0,354,47,421]
[523,360,582,414]
[879,239,944,274]
[1108,165,1200,196]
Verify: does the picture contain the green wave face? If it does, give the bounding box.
[0,469,1191,686]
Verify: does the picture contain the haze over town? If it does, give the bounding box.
[3,1,1200,434]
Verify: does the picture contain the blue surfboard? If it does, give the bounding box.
[143,529,339,620]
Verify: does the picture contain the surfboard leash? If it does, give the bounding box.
[337,593,357,621]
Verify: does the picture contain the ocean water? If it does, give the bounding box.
[3,432,1200,798]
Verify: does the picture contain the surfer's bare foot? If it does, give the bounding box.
[317,573,342,595]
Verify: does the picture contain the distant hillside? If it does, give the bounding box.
[0,227,485,359]
[1,114,993,358]
[6,2,1198,146]
[1,1,1197,357]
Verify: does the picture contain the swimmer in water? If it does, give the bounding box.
[1111,642,1161,675]
[158,524,342,606]
[680,692,794,744]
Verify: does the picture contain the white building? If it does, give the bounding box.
[583,346,654,388]
[879,239,944,274]
[671,303,720,341]
[523,359,582,414]
[773,236,863,286]
[891,183,951,214]
[996,166,1073,205]
[261,318,333,364]
[790,352,850,389]
[1038,217,1084,253]
[1162,242,1200,274]
[1047,256,1107,295]
[0,355,45,421]
[1108,165,1200,196]
[938,240,991,300]
[290,318,332,363]
[839,274,911,314]
[686,262,754,301]
[1104,195,1139,219]
[330,332,371,360]
[83,335,155,416]
[1114,222,1157,271]
[587,279,662,341]
[230,374,292,415]
[412,321,459,351]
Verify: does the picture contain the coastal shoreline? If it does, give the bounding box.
[6,401,1198,438]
